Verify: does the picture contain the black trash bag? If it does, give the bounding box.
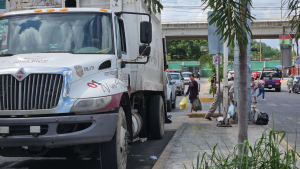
[192,99,202,111]
[256,112,269,125]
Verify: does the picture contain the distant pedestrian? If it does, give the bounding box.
[251,77,257,103]
[184,74,199,115]
[194,74,201,94]
[257,76,265,100]
[287,75,294,93]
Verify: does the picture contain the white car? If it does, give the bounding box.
[166,73,177,112]
[293,76,300,86]
[182,72,192,85]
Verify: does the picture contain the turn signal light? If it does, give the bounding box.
[60,8,68,11]
[34,9,42,13]
[0,13,5,17]
[100,9,108,12]
[47,9,55,12]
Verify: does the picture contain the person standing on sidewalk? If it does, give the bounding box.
[287,75,294,93]
[184,74,199,115]
[204,81,234,121]
[257,76,265,100]
[251,77,257,103]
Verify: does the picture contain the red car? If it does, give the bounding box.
[252,71,261,80]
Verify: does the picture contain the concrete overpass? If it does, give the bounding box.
[162,21,293,40]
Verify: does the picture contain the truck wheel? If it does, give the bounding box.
[149,95,165,139]
[172,96,176,109]
[136,98,148,138]
[167,99,172,112]
[100,107,128,169]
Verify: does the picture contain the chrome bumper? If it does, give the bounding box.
[0,113,118,147]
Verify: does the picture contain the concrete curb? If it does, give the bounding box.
[152,123,188,169]
[189,113,222,118]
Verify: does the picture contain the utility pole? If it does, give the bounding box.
[281,26,285,80]
[281,0,282,21]
[260,39,262,61]
[293,44,295,65]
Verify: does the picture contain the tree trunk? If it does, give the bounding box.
[238,45,248,156]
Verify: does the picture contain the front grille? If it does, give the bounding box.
[0,74,63,110]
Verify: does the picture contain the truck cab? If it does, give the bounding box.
[0,4,168,169]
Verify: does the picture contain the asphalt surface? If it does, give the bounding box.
[254,83,300,151]
[1,79,299,169]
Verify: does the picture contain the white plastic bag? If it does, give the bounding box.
[228,104,234,116]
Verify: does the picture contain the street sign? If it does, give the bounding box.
[295,56,300,67]
[213,55,222,65]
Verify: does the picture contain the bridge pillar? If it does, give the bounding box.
[281,46,292,77]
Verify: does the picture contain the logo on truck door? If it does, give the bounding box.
[74,65,84,77]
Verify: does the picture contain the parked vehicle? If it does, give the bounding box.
[182,72,192,85]
[228,71,234,81]
[166,73,177,111]
[252,71,261,80]
[170,72,185,96]
[292,76,300,93]
[261,68,281,92]
[0,1,169,169]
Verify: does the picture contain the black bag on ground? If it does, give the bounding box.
[256,112,269,125]
[192,99,202,111]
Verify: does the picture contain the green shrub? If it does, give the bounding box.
[185,117,300,169]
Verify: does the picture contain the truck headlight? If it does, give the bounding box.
[70,96,112,113]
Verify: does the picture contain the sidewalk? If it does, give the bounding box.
[153,118,287,169]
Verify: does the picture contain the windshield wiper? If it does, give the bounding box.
[0,53,15,56]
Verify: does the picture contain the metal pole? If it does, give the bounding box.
[293,44,295,65]
[223,38,229,121]
[260,39,262,61]
[282,27,285,79]
[218,54,221,117]
[281,0,282,21]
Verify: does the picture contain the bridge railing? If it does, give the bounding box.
[162,18,293,24]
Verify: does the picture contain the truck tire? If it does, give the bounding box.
[135,98,148,138]
[149,95,165,139]
[172,96,176,109]
[100,107,128,169]
[167,99,172,112]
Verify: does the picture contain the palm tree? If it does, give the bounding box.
[201,0,254,155]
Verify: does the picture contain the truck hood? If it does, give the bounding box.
[0,53,116,83]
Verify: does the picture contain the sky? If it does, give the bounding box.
[161,0,294,50]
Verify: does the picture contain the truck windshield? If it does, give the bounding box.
[0,13,113,55]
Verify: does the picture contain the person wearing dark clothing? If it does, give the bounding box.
[184,74,199,114]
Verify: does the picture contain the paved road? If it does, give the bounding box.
[254,83,300,151]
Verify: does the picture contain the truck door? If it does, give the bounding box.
[115,16,130,90]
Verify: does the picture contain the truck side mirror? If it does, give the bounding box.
[139,44,151,56]
[140,21,152,44]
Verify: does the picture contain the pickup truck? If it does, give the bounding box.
[0,0,169,168]
[261,68,281,92]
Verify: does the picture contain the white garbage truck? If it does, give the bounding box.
[0,0,169,168]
